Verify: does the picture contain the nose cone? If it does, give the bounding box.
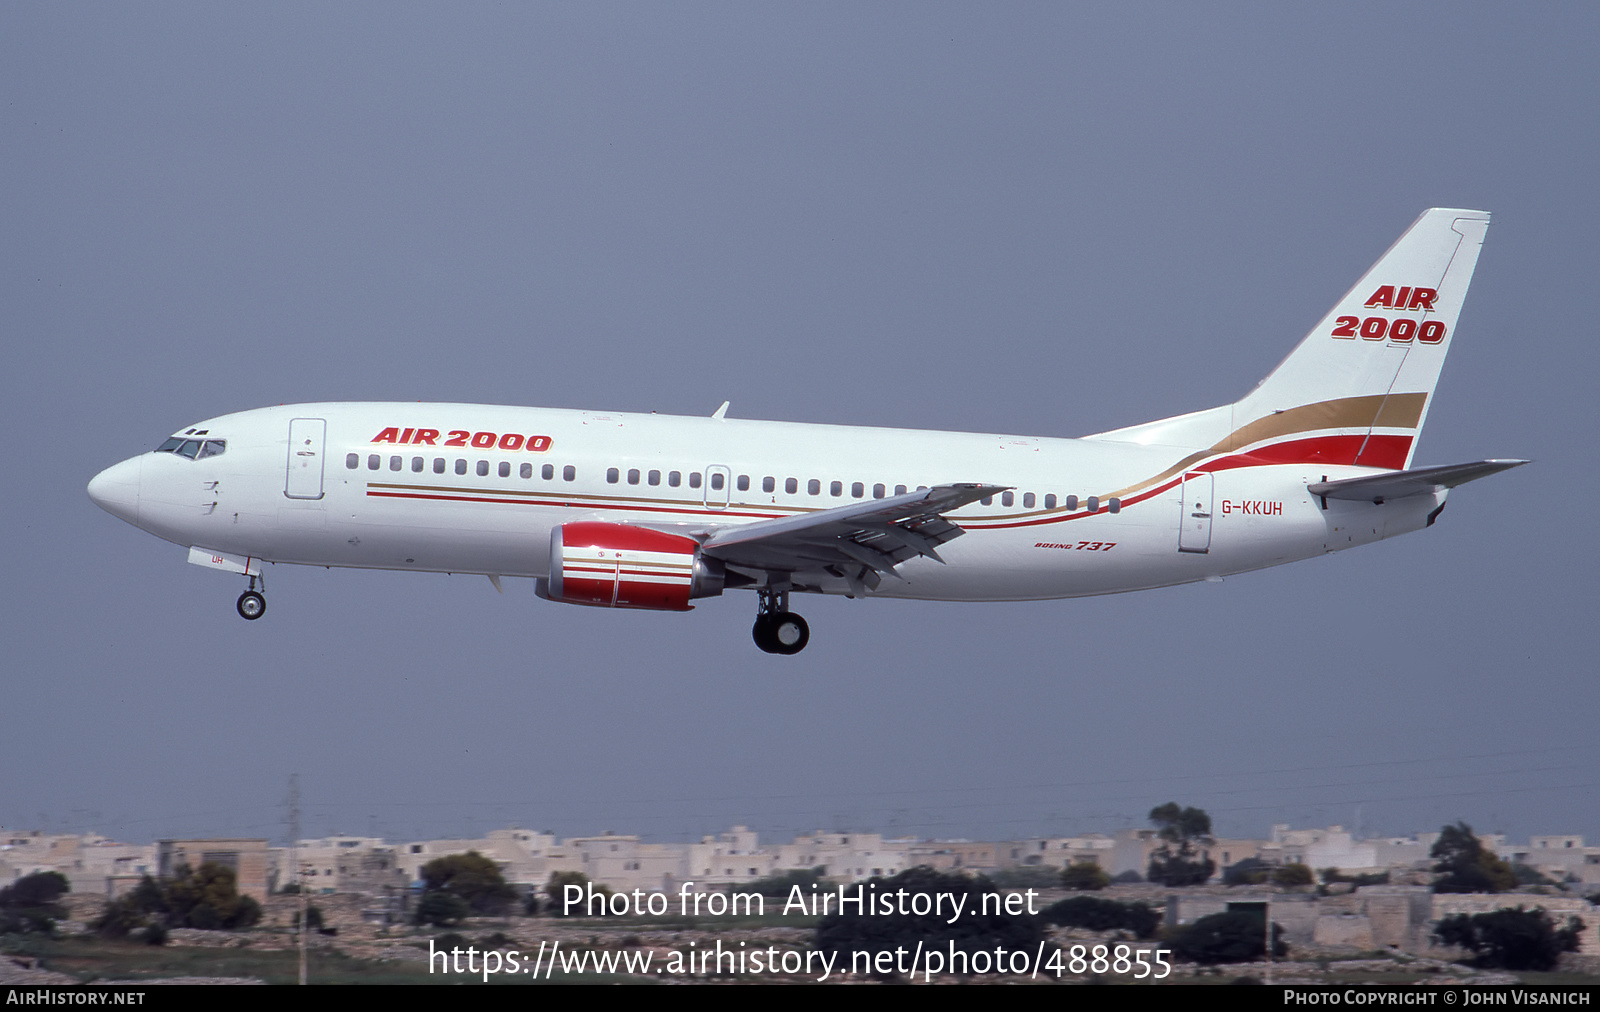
[88,456,142,525]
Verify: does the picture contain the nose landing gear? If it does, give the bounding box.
[752,589,809,655]
[236,574,266,621]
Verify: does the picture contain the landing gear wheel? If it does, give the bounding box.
[753,611,808,654]
[236,590,266,621]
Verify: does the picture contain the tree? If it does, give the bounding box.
[1169,911,1286,964]
[96,864,260,935]
[814,867,1046,978]
[1431,822,1515,894]
[415,889,471,927]
[1433,907,1584,971]
[1041,896,1161,939]
[1061,862,1111,891]
[163,863,262,929]
[543,870,610,917]
[0,871,69,934]
[1272,863,1315,888]
[1146,803,1216,887]
[418,852,516,918]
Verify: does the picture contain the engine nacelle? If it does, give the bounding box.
[541,522,724,610]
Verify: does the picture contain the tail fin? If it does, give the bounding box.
[1087,208,1490,471]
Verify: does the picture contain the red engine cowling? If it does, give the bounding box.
[543,522,724,610]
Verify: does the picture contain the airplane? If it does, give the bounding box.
[88,208,1524,654]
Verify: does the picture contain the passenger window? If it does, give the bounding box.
[455,459,467,475]
[563,465,576,481]
[413,457,424,473]
[1001,491,1014,507]
[521,463,533,479]
[1065,495,1079,510]
[1023,492,1036,508]
[391,456,403,471]
[1087,496,1100,512]
[1108,497,1121,514]
[607,468,620,484]
[499,461,511,478]
[851,482,864,498]
[710,472,725,491]
[668,471,681,487]
[873,483,885,498]
[542,464,554,480]
[1044,494,1056,509]
[689,472,702,489]
[762,476,775,493]
[895,485,907,496]
[346,453,359,469]
[628,468,640,485]
[434,458,446,474]
[476,460,489,477]
[368,455,381,470]
[808,479,821,495]
[737,474,750,492]
[785,478,798,494]
[981,495,993,506]
[830,481,843,497]
[648,470,661,486]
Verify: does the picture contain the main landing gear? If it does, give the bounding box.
[752,589,809,655]
[236,574,266,621]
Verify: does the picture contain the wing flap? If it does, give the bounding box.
[701,482,1005,580]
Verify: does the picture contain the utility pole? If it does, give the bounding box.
[287,773,307,986]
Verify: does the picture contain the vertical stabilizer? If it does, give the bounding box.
[1087,208,1490,471]
[1232,208,1489,469]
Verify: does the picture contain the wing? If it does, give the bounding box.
[1307,459,1528,504]
[700,482,1006,595]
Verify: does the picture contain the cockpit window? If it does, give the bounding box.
[156,437,225,460]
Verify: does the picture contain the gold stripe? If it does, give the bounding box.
[1104,392,1428,500]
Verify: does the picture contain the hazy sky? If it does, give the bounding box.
[5,3,1596,849]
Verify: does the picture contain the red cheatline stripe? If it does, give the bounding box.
[366,489,784,520]
[1195,434,1413,473]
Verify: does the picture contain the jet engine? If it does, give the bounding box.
[540,522,724,610]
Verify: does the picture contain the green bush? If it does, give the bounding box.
[1061,862,1111,891]
[1169,911,1285,965]
[1433,907,1583,971]
[1041,896,1160,939]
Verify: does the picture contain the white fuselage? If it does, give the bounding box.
[88,401,1439,603]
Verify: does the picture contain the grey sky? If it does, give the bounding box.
[4,3,1595,848]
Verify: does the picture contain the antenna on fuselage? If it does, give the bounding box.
[711,401,730,420]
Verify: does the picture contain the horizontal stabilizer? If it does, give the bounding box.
[1307,459,1528,504]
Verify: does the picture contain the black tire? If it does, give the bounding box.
[752,614,779,653]
[768,612,809,654]
[237,590,266,621]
